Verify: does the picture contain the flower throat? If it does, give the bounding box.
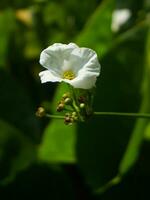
[63,70,75,80]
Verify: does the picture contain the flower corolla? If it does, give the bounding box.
[39,43,100,89]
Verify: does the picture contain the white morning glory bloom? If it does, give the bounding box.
[39,43,100,89]
[111,9,131,32]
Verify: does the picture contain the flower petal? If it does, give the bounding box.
[39,70,62,83]
[64,72,97,89]
[39,43,78,75]
[68,47,100,75]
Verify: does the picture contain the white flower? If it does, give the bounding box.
[39,43,100,89]
[111,9,131,32]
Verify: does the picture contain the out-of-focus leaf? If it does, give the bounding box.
[76,0,115,57]
[39,121,76,163]
[0,9,15,67]
[119,24,150,175]
[39,83,76,163]
[43,2,65,26]
[0,70,40,140]
[24,30,41,59]
[0,119,36,185]
[76,21,149,190]
[144,123,150,140]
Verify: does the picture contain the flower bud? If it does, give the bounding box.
[80,103,85,109]
[64,97,72,105]
[65,112,71,117]
[73,116,78,121]
[36,107,45,117]
[62,92,70,99]
[57,103,64,112]
[71,112,78,121]
[78,96,86,103]
[72,112,77,117]
[64,116,74,125]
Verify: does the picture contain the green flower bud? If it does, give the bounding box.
[73,116,78,121]
[62,92,70,99]
[80,103,85,109]
[65,112,71,117]
[72,111,77,117]
[64,97,72,105]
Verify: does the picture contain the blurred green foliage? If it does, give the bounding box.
[0,0,150,199]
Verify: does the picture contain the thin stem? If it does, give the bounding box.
[45,112,150,120]
[45,114,64,119]
[68,85,83,121]
[94,112,150,119]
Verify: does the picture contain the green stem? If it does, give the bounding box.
[68,85,84,121]
[94,112,150,119]
[45,112,150,120]
[45,114,64,119]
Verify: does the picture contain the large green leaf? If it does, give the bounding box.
[76,0,115,57]
[38,83,76,163]
[39,121,76,163]
[119,23,150,175]
[76,21,149,190]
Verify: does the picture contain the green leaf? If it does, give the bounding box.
[0,119,36,185]
[39,120,76,163]
[144,123,150,140]
[76,0,115,57]
[0,9,15,67]
[38,83,76,163]
[0,70,40,140]
[76,21,149,190]
[119,24,150,175]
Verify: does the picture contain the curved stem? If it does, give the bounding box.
[94,112,150,119]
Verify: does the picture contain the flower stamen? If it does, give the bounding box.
[63,70,75,80]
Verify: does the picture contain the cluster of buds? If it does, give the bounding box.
[56,90,93,124]
[56,92,88,124]
[36,90,94,125]
[64,112,78,125]
[56,92,77,125]
[56,92,72,112]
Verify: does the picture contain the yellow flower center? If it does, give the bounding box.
[63,70,75,80]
